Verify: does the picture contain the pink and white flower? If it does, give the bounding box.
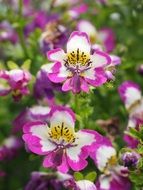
[118,81,142,113]
[64,178,97,190]
[77,20,98,44]
[0,69,31,101]
[98,28,116,53]
[23,106,103,173]
[13,105,51,133]
[77,20,116,53]
[90,137,131,190]
[119,81,143,127]
[76,180,97,190]
[47,31,111,93]
[105,55,121,81]
[118,81,143,147]
[68,4,88,19]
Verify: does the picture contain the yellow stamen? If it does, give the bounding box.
[67,49,90,66]
[49,122,76,143]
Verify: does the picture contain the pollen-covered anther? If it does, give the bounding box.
[66,48,91,67]
[103,155,117,174]
[49,122,76,143]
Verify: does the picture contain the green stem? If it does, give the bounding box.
[74,94,79,113]
[17,0,29,58]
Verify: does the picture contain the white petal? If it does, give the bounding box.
[40,139,56,152]
[41,63,55,73]
[125,87,142,109]
[30,124,50,140]
[50,110,75,129]
[76,180,97,190]
[99,175,111,190]
[96,145,116,171]
[66,130,95,161]
[67,31,90,54]
[77,20,97,39]
[29,106,50,116]
[30,124,56,152]
[91,51,110,68]
[83,68,96,80]
[47,48,66,62]
[58,65,70,78]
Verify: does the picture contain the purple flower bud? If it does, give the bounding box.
[137,64,143,75]
[122,152,140,168]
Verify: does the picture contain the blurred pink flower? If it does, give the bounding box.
[0,69,31,101]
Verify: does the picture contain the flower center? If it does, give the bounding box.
[64,48,92,74]
[48,122,76,144]
[104,155,117,174]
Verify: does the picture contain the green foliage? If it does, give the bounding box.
[129,170,143,187]
[7,61,19,70]
[21,59,31,71]
[74,172,84,181]
[85,171,97,182]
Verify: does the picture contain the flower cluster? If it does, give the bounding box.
[1,0,142,189]
[118,81,143,148]
[0,69,31,101]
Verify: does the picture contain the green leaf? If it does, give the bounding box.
[137,144,143,154]
[74,172,83,181]
[129,170,143,186]
[128,128,141,140]
[85,171,97,182]
[7,61,19,70]
[21,59,31,70]
[137,158,143,169]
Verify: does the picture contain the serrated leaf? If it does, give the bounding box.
[7,61,19,70]
[74,172,83,181]
[85,171,97,182]
[128,128,141,140]
[21,59,31,70]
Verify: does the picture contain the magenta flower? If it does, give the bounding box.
[118,81,143,127]
[105,55,121,81]
[98,28,116,53]
[0,136,22,161]
[68,3,88,19]
[47,31,111,93]
[118,81,141,112]
[0,69,31,101]
[90,137,131,190]
[118,81,143,147]
[13,105,51,133]
[23,106,102,173]
[0,21,18,43]
[123,134,139,148]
